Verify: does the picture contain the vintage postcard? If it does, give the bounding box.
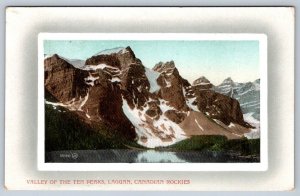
[6,7,295,191]
[38,33,267,171]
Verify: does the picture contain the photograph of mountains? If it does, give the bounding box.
[44,40,261,163]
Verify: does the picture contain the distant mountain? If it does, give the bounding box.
[211,77,260,139]
[44,46,256,149]
[213,77,260,120]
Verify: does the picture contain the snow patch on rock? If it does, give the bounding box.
[194,119,204,131]
[110,77,121,83]
[122,97,187,148]
[82,63,119,71]
[45,91,89,112]
[85,74,99,86]
[93,47,125,56]
[186,97,199,112]
[144,68,161,93]
[243,112,260,139]
[228,122,235,128]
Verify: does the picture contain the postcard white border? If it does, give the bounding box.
[37,33,268,171]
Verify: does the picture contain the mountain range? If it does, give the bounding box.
[44,46,260,148]
[213,77,260,120]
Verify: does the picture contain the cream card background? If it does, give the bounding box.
[5,7,294,190]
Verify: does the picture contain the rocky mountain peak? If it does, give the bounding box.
[192,76,213,91]
[152,61,188,111]
[192,76,211,86]
[152,60,175,73]
[221,77,235,85]
[44,54,75,72]
[50,53,60,60]
[84,46,138,70]
[123,46,136,57]
[44,53,64,63]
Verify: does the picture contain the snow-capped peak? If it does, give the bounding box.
[93,47,128,56]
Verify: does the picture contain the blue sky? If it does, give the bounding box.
[44,40,259,85]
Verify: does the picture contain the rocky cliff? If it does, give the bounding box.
[44,46,254,148]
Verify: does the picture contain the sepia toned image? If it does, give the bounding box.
[39,34,266,167]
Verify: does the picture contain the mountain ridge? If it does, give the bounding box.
[44,46,260,148]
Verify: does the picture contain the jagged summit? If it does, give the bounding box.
[192,76,211,86]
[152,60,175,73]
[221,77,235,85]
[85,46,138,70]
[191,76,213,91]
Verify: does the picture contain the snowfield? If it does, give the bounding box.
[121,97,187,148]
[144,68,161,93]
[243,112,260,139]
[93,47,126,56]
